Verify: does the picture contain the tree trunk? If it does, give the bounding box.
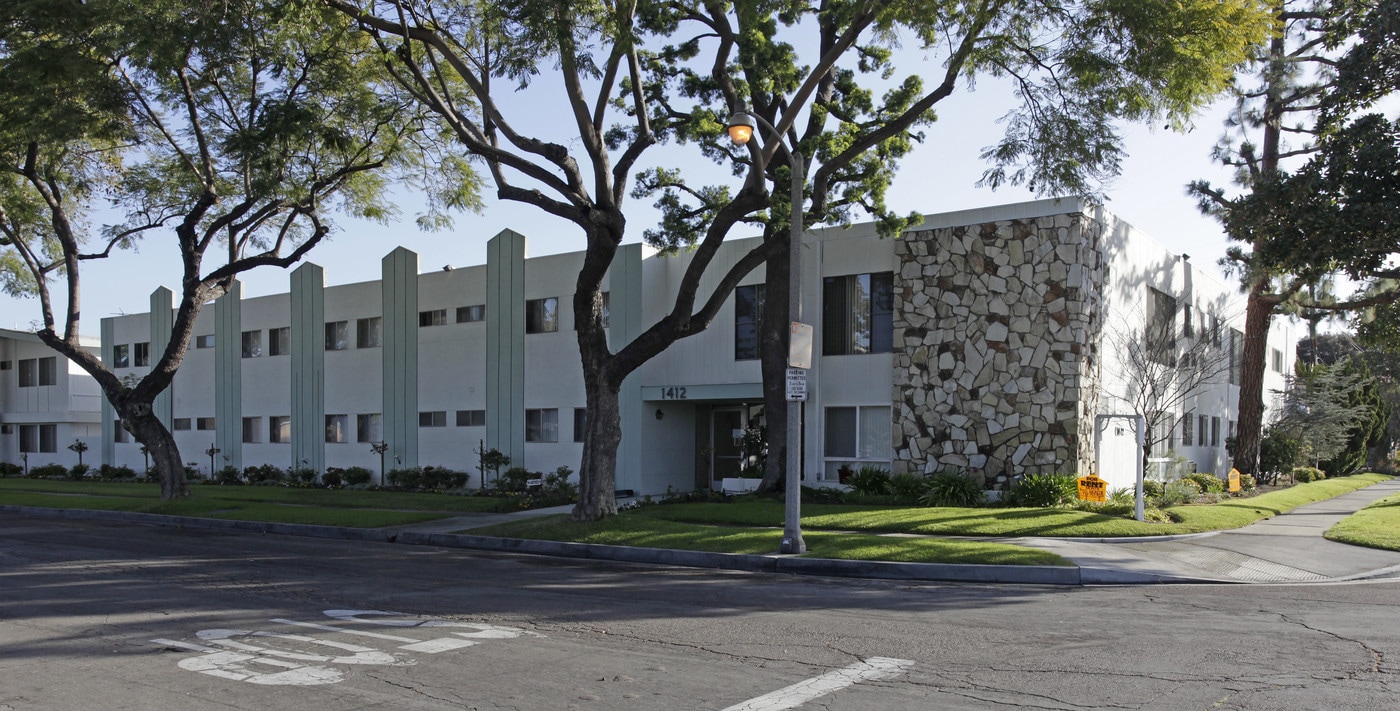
[123,407,189,500]
[1232,282,1278,480]
[573,372,621,521]
[757,238,792,495]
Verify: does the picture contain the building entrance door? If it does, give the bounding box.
[711,408,748,481]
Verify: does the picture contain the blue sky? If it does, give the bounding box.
[1,72,1246,332]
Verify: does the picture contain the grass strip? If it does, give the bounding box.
[0,477,506,512]
[635,473,1393,538]
[1325,493,1400,552]
[464,514,1070,566]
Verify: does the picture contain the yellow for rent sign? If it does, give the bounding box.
[1077,475,1107,502]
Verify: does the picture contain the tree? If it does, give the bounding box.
[1192,0,1400,477]
[1272,360,1374,468]
[326,0,1267,520]
[1100,297,1233,476]
[0,0,454,499]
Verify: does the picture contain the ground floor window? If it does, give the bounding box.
[526,408,558,443]
[269,416,290,443]
[242,417,262,443]
[20,424,57,453]
[823,405,891,479]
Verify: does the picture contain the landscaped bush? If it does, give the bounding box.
[1260,425,1303,483]
[321,468,343,488]
[919,472,984,507]
[244,464,285,484]
[1160,479,1202,506]
[497,466,534,493]
[845,466,891,496]
[98,464,138,480]
[387,467,424,489]
[1181,472,1225,494]
[1142,479,1165,499]
[287,465,319,485]
[342,466,373,486]
[888,473,929,503]
[215,466,243,485]
[1292,466,1326,483]
[1005,473,1078,508]
[801,486,848,504]
[1238,472,1257,491]
[28,463,68,479]
[421,466,469,490]
[0,462,21,477]
[68,464,90,480]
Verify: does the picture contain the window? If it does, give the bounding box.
[113,344,130,369]
[823,405,893,477]
[269,327,290,356]
[526,408,558,442]
[574,408,586,443]
[526,297,559,334]
[357,317,382,348]
[0,360,9,370]
[269,416,290,443]
[196,417,216,431]
[1198,414,1208,448]
[325,414,347,443]
[242,417,262,444]
[1183,304,1194,338]
[456,305,485,323]
[601,292,610,328]
[325,321,348,351]
[241,330,262,358]
[1145,287,1177,366]
[1211,315,1222,346]
[1211,416,1221,447]
[456,409,485,427]
[20,424,56,453]
[196,334,215,349]
[1229,328,1244,384]
[418,309,447,327]
[1181,412,1194,447]
[17,359,35,387]
[1228,420,1237,443]
[417,306,445,326]
[114,421,129,443]
[418,411,447,427]
[38,357,55,386]
[134,342,150,367]
[173,418,192,431]
[822,272,893,355]
[734,284,766,360]
[357,413,382,443]
[1271,347,1284,373]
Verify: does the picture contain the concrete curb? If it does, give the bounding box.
[3,505,1083,585]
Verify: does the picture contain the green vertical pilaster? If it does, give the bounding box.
[486,229,527,468]
[213,281,242,472]
[290,263,325,472]
[382,247,419,471]
[610,244,645,493]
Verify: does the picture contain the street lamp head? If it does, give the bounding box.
[725,111,757,145]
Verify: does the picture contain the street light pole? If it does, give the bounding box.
[727,110,806,554]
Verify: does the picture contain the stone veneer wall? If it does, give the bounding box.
[892,211,1105,489]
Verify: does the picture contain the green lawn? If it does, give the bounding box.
[466,514,1071,566]
[1325,493,1400,552]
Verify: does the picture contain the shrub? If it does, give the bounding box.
[321,469,343,488]
[1181,472,1225,494]
[0,462,22,477]
[1160,480,1202,506]
[342,466,373,486]
[845,466,891,496]
[28,463,68,479]
[244,464,285,484]
[1107,487,1135,505]
[288,465,319,485]
[215,466,243,485]
[543,465,577,500]
[387,467,424,489]
[1238,472,1257,491]
[801,486,848,504]
[1142,479,1165,499]
[1260,425,1303,482]
[68,464,90,480]
[97,464,137,480]
[919,472,984,507]
[1292,466,1326,483]
[1006,473,1079,508]
[888,473,929,503]
[422,466,469,490]
[497,466,534,493]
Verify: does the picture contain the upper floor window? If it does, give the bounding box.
[735,284,765,361]
[325,321,349,351]
[1271,347,1284,373]
[1229,328,1244,384]
[17,359,35,387]
[419,309,447,327]
[822,272,893,356]
[418,411,447,428]
[195,334,215,349]
[456,305,485,323]
[1145,287,1177,366]
[269,327,290,356]
[113,344,130,369]
[241,330,262,358]
[526,297,559,334]
[456,409,485,427]
[196,417,215,431]
[357,317,382,348]
[134,342,150,367]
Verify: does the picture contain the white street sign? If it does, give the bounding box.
[785,368,807,401]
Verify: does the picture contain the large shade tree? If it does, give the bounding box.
[0,0,460,498]
[327,0,1267,519]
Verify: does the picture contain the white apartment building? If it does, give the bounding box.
[0,329,103,469]
[4,198,1297,492]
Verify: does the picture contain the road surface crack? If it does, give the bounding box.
[1277,613,1386,675]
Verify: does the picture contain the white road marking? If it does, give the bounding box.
[177,651,343,686]
[271,618,422,643]
[195,628,402,665]
[721,657,915,711]
[151,638,218,653]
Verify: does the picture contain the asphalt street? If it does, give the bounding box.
[3,514,1399,710]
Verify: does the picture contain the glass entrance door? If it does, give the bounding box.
[711,408,747,481]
